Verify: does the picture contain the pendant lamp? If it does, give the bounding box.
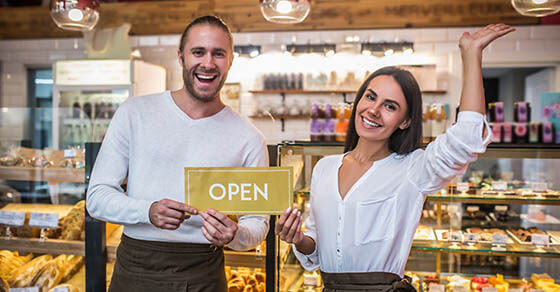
[50,0,100,31]
[511,0,560,17]
[260,0,311,24]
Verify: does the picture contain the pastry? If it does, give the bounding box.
[31,258,64,292]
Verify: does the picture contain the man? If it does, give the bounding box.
[86,15,269,292]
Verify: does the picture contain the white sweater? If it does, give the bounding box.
[294,111,491,276]
[86,91,269,251]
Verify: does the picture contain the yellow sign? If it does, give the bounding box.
[185,167,292,215]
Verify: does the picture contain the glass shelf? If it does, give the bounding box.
[412,240,560,257]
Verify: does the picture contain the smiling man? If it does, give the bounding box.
[86,16,269,292]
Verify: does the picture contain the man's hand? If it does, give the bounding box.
[199,208,238,247]
[149,199,198,230]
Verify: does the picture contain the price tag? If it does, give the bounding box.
[529,290,546,292]
[531,234,549,247]
[449,231,463,242]
[508,289,523,292]
[0,210,25,227]
[453,286,468,292]
[457,182,469,193]
[482,288,498,292]
[64,148,77,158]
[492,234,508,245]
[492,181,507,191]
[28,212,59,229]
[495,205,508,212]
[531,182,547,192]
[465,233,479,243]
[466,206,480,212]
[11,287,40,292]
[428,284,445,292]
[53,288,69,292]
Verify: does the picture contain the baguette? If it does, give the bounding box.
[10,254,53,287]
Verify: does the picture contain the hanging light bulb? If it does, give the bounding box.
[50,0,100,31]
[511,0,560,17]
[260,0,311,24]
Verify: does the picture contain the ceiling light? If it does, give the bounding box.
[361,41,414,57]
[234,45,261,58]
[285,43,336,56]
[50,0,100,31]
[511,0,560,17]
[260,0,311,24]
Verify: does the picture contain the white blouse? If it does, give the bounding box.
[293,111,491,277]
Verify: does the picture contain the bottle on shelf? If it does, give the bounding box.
[310,103,324,142]
[323,104,336,142]
[72,99,81,119]
[430,103,446,138]
[82,100,93,119]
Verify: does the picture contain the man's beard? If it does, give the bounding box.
[183,66,227,103]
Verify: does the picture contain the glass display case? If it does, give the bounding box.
[277,141,560,292]
[0,107,87,292]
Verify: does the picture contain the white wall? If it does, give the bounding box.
[1,25,560,144]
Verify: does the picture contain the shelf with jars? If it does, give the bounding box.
[277,141,560,291]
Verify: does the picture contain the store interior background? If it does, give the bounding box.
[1,3,560,284]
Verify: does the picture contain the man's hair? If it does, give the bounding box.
[179,15,234,54]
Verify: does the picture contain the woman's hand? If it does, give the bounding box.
[459,23,516,56]
[275,207,304,245]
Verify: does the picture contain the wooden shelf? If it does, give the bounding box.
[0,236,84,256]
[0,166,85,183]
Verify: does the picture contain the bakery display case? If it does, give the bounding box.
[277,141,560,291]
[0,107,88,292]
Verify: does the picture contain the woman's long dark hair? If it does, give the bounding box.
[344,66,423,155]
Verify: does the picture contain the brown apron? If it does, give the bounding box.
[321,271,417,292]
[109,234,227,292]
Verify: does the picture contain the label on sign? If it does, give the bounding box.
[64,149,77,158]
[0,210,25,227]
[531,182,548,192]
[53,288,69,292]
[457,182,469,193]
[492,181,507,191]
[465,233,479,243]
[482,288,498,292]
[428,284,445,292]
[28,212,59,229]
[185,167,292,214]
[11,287,40,292]
[466,206,480,212]
[528,290,545,292]
[507,289,523,292]
[449,231,463,242]
[492,234,508,245]
[495,205,508,212]
[531,234,549,247]
[453,286,468,292]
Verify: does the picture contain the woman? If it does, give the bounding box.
[275,24,515,291]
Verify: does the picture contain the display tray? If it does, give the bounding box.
[0,165,85,183]
[506,229,560,246]
[434,229,514,244]
[413,225,436,241]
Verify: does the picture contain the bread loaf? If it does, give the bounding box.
[60,255,84,283]
[0,277,9,292]
[10,254,53,287]
[32,259,64,292]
